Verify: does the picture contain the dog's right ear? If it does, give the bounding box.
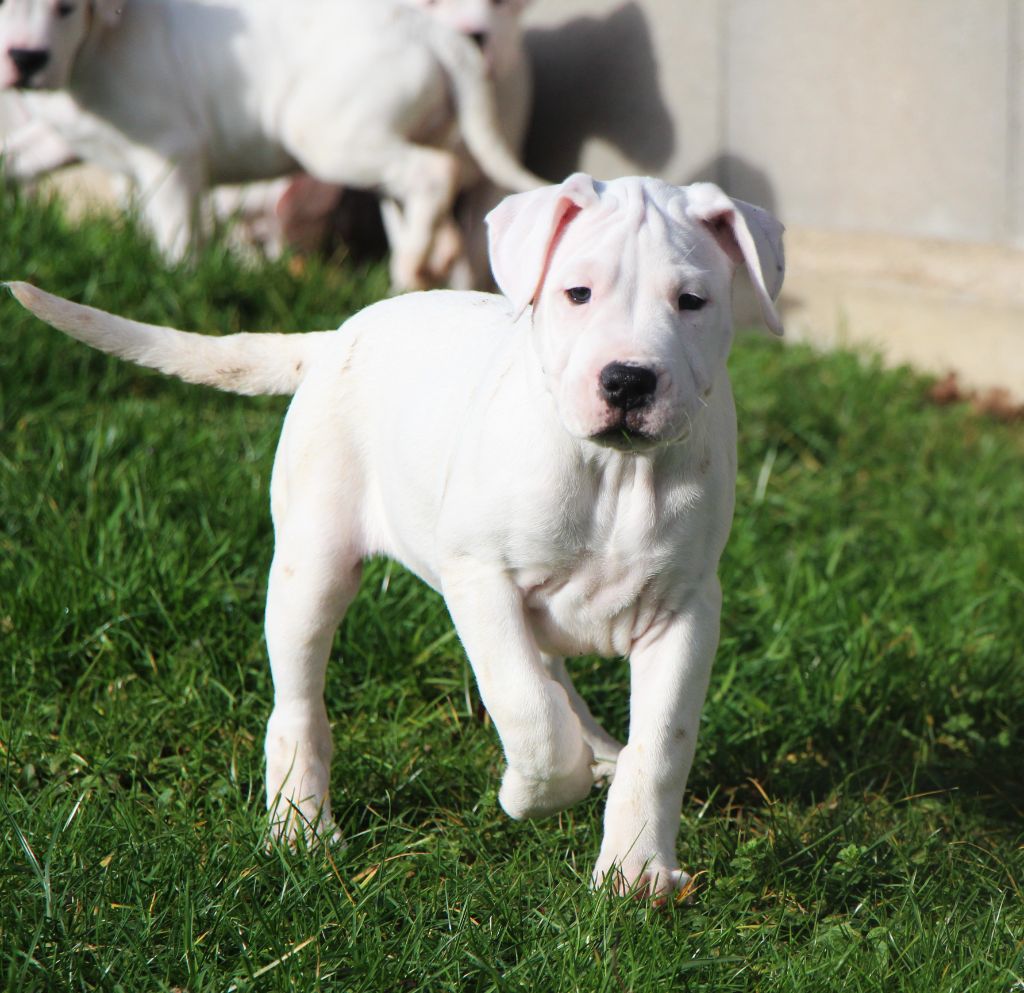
[486,173,599,321]
[92,0,126,27]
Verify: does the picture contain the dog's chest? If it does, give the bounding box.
[515,456,696,658]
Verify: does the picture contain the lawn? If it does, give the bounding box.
[1,186,1022,992]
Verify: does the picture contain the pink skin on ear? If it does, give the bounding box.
[486,173,600,320]
[686,184,785,336]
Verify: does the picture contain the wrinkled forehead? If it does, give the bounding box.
[554,178,723,275]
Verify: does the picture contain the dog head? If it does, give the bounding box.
[403,0,528,75]
[486,174,785,451]
[0,0,123,90]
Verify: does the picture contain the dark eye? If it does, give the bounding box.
[678,292,706,312]
[566,287,591,305]
[56,1,75,16]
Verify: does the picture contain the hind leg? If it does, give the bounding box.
[263,497,363,844]
[544,655,623,783]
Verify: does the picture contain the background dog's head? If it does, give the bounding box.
[487,174,785,450]
[0,0,122,90]
[404,0,528,75]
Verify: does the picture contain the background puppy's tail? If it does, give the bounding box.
[427,22,546,194]
[6,282,329,396]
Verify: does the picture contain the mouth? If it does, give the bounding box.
[590,425,659,451]
[588,406,693,452]
[590,409,662,450]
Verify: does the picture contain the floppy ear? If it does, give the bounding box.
[686,182,786,336]
[92,0,126,28]
[486,173,600,320]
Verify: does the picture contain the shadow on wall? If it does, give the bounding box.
[688,154,778,217]
[523,2,675,180]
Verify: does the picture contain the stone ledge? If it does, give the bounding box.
[774,227,1024,403]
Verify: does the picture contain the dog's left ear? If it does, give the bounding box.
[92,0,126,27]
[686,183,786,336]
[486,173,600,321]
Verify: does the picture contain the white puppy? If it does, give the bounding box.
[8,175,785,897]
[0,0,540,287]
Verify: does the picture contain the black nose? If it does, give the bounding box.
[468,31,487,51]
[599,363,658,411]
[9,48,50,81]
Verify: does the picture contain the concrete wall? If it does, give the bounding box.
[522,0,1024,401]
[523,0,1024,248]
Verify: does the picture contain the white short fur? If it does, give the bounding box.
[0,0,541,287]
[8,175,785,897]
[209,0,533,285]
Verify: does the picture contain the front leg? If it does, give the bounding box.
[593,580,722,897]
[1,119,78,181]
[382,196,466,288]
[442,559,595,819]
[132,152,205,263]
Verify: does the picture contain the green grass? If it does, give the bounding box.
[1,185,1022,992]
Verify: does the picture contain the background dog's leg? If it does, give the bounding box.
[377,144,460,291]
[592,579,722,898]
[131,155,205,264]
[263,515,362,845]
[1,119,78,182]
[455,182,501,290]
[542,655,623,784]
[294,133,460,292]
[442,562,595,820]
[382,197,468,289]
[379,197,405,274]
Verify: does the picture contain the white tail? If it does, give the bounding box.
[6,282,332,396]
[427,22,545,194]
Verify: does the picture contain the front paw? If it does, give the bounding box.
[267,792,343,848]
[498,744,595,819]
[592,851,694,901]
[264,706,338,845]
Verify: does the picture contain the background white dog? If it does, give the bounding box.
[8,174,785,897]
[0,0,540,287]
[212,0,534,284]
